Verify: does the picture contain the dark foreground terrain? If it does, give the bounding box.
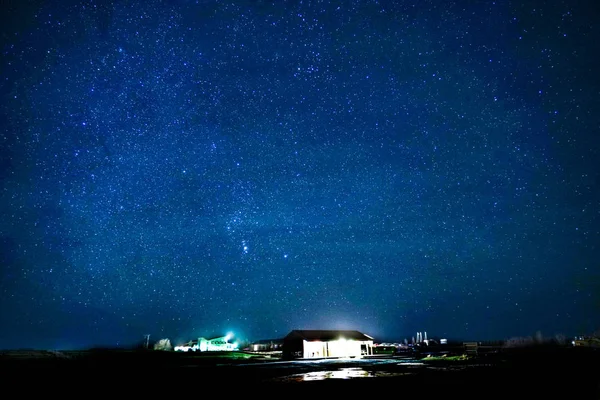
[2,345,599,398]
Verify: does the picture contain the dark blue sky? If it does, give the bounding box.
[1,0,599,350]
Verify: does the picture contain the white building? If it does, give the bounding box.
[282,330,374,359]
[174,334,238,352]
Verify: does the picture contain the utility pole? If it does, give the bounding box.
[144,334,150,349]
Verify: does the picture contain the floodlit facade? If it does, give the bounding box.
[174,342,196,352]
[198,334,238,351]
[174,334,238,352]
[282,330,374,359]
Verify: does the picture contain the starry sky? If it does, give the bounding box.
[1,0,599,350]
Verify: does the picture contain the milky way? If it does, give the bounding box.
[1,0,598,349]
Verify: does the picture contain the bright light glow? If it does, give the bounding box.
[174,344,197,352]
[302,337,373,358]
[328,338,361,358]
[175,334,239,352]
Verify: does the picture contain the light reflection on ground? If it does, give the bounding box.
[270,368,417,383]
[265,359,423,383]
[300,367,372,381]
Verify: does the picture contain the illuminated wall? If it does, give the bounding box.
[327,339,362,358]
[175,334,238,352]
[303,340,328,358]
[303,339,367,358]
[198,335,238,351]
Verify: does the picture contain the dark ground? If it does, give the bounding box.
[2,345,599,398]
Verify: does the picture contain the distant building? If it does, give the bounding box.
[174,334,238,352]
[282,330,374,359]
[464,342,479,355]
[249,338,283,352]
[416,331,428,343]
[174,340,197,352]
[574,337,600,348]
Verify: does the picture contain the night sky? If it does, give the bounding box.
[1,0,599,350]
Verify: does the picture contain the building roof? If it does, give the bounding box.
[252,338,284,344]
[200,336,227,341]
[284,330,374,342]
[174,340,197,348]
